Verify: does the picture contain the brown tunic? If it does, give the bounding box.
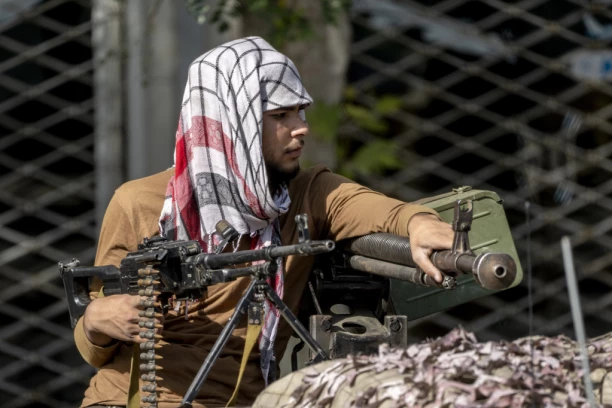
[75,165,438,408]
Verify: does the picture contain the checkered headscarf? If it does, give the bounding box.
[159,37,312,384]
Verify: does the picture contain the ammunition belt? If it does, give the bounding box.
[137,265,162,408]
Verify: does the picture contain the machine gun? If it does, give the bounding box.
[59,216,334,329]
[59,214,335,408]
[290,189,523,368]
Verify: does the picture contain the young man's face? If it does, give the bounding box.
[262,105,309,188]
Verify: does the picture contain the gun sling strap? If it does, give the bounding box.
[227,319,263,407]
[128,345,140,408]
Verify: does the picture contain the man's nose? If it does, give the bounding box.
[291,116,309,138]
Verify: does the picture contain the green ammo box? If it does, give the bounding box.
[389,186,523,320]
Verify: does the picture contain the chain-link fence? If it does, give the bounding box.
[0,0,96,406]
[344,0,612,343]
[2,0,612,406]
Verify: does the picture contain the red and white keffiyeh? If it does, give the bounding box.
[159,37,312,384]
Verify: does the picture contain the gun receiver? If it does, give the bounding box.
[59,215,335,329]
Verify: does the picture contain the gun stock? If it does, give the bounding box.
[58,260,121,328]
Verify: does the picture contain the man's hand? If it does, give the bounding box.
[83,294,162,346]
[407,213,454,283]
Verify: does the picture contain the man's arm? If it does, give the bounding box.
[74,191,148,367]
[308,170,453,283]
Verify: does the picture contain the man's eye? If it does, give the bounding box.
[272,112,286,119]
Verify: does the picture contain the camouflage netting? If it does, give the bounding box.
[253,327,612,408]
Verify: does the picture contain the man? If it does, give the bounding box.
[75,37,453,408]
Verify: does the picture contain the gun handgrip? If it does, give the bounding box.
[60,265,120,328]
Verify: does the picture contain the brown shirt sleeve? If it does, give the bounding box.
[307,168,440,240]
[74,316,121,368]
[94,190,140,269]
[73,190,138,367]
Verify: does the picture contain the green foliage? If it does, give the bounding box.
[339,91,405,178]
[344,104,387,134]
[343,88,404,135]
[375,95,404,115]
[184,0,211,24]
[307,102,343,143]
[339,140,403,179]
[266,5,313,48]
[184,0,351,48]
[321,0,352,24]
[302,89,404,178]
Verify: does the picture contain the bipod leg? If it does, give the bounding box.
[179,280,257,408]
[263,283,329,365]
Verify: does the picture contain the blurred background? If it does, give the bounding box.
[0,0,611,406]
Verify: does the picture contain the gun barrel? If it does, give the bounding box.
[348,255,438,287]
[347,233,516,290]
[195,240,335,269]
[348,233,416,266]
[269,240,335,258]
[471,252,517,290]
